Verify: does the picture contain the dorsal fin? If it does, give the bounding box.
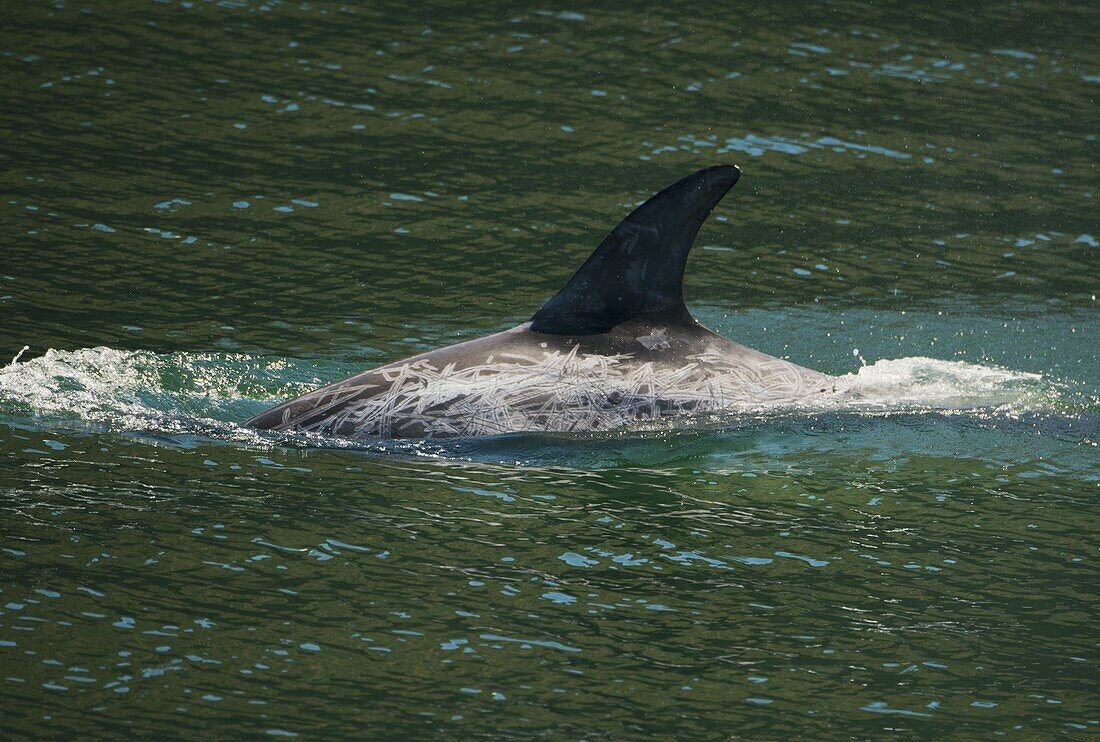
[530,164,740,335]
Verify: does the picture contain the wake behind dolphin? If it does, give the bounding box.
[245,166,834,438]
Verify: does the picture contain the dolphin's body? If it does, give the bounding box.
[245,165,832,438]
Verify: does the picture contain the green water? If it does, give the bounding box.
[1,1,1098,737]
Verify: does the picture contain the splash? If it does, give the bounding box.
[0,346,322,440]
[0,347,1060,444]
[828,357,1049,413]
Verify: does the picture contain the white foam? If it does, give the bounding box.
[0,346,315,437]
[827,356,1047,412]
[1,347,159,423]
[0,347,1057,441]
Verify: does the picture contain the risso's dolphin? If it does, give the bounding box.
[245,165,832,438]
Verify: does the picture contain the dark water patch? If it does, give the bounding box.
[1,0,1097,736]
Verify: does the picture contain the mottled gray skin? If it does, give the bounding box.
[244,318,831,438]
[245,165,834,439]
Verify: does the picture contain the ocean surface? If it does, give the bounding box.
[1,1,1097,737]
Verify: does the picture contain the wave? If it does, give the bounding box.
[0,346,322,444]
[0,346,1067,449]
[829,356,1048,412]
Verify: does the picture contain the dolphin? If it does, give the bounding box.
[244,165,832,438]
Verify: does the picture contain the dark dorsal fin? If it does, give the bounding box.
[530,164,740,335]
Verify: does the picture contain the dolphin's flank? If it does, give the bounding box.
[244,165,831,438]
